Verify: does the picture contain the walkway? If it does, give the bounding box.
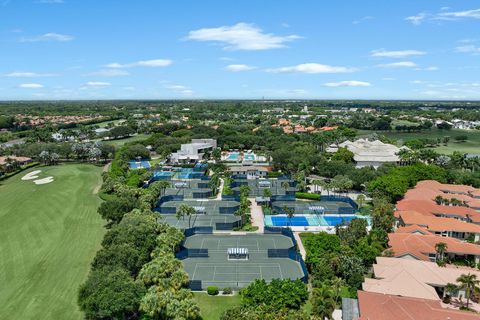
[215,177,224,200]
[293,232,306,260]
[249,197,264,233]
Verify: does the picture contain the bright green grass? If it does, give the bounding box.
[0,164,105,320]
[102,134,151,147]
[358,129,480,154]
[194,292,241,320]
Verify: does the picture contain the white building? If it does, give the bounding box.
[229,165,268,179]
[328,139,403,169]
[170,139,217,164]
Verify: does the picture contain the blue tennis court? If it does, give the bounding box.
[129,160,151,169]
[265,214,370,227]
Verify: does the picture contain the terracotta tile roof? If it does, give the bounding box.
[363,257,480,301]
[395,224,433,235]
[396,199,480,222]
[388,233,480,261]
[358,291,480,320]
[397,210,480,234]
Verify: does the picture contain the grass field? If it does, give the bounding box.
[358,129,480,154]
[101,133,151,147]
[0,164,105,320]
[194,292,241,320]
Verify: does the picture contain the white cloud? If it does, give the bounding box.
[439,8,480,19]
[225,64,256,72]
[371,49,426,58]
[406,8,480,25]
[20,32,73,42]
[324,80,371,87]
[405,13,428,25]
[4,71,57,77]
[266,63,356,74]
[456,45,480,55]
[186,22,301,50]
[105,59,172,68]
[418,66,439,71]
[352,16,374,25]
[377,61,417,68]
[85,81,111,87]
[19,83,43,88]
[87,69,130,77]
[165,84,193,96]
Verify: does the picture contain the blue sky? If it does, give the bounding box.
[1,0,480,100]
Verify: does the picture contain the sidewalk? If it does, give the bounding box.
[215,178,224,200]
[293,232,306,260]
[249,197,264,233]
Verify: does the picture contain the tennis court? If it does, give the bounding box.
[157,199,240,215]
[272,200,354,215]
[180,233,306,289]
[164,186,212,199]
[232,178,296,197]
[161,214,241,230]
[128,160,151,169]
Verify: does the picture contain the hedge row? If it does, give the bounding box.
[295,192,321,200]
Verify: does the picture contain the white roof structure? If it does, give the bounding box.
[170,139,217,163]
[334,139,406,168]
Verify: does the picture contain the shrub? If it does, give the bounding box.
[207,286,219,295]
[295,192,320,200]
[222,287,233,295]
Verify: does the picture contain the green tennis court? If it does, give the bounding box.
[232,178,296,197]
[158,199,239,215]
[161,214,241,229]
[181,233,306,289]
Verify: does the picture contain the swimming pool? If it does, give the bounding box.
[264,214,369,227]
[225,152,240,161]
[244,153,255,161]
[129,160,151,169]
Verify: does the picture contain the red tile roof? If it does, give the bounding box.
[397,210,480,234]
[388,233,480,261]
[357,291,480,320]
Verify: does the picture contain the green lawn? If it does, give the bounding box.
[0,164,105,320]
[194,292,241,320]
[358,129,480,154]
[101,133,151,147]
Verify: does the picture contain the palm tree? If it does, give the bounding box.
[177,204,197,228]
[157,181,170,197]
[281,181,290,195]
[356,194,366,209]
[435,195,444,205]
[456,273,480,309]
[435,242,448,264]
[283,206,295,227]
[330,277,345,306]
[311,285,336,320]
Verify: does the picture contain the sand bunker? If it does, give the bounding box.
[33,177,54,185]
[22,170,42,180]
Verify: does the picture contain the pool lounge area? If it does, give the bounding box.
[264,214,371,232]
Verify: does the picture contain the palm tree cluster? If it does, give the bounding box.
[311,176,354,196]
[434,195,468,207]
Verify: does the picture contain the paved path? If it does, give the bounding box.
[294,232,306,260]
[215,178,224,200]
[249,197,264,233]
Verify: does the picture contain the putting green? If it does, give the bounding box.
[0,164,105,320]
